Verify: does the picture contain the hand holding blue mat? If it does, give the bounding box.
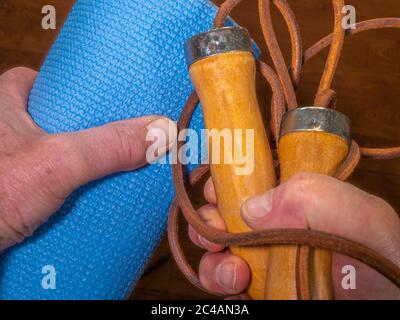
[0,0,227,299]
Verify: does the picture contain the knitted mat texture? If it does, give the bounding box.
[0,0,234,299]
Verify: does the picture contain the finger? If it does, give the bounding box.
[0,67,38,108]
[45,116,177,195]
[199,251,250,295]
[204,177,217,204]
[241,173,400,264]
[188,204,226,252]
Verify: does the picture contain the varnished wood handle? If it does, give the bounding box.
[264,131,349,299]
[189,51,276,299]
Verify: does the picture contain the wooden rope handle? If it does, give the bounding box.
[189,51,277,299]
[266,131,349,299]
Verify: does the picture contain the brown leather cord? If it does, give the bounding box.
[361,147,400,160]
[296,245,311,300]
[271,0,303,89]
[259,0,299,109]
[304,18,400,62]
[334,140,361,181]
[259,60,285,144]
[167,0,400,299]
[314,0,345,107]
[213,0,244,27]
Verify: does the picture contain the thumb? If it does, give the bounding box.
[48,115,177,195]
[240,173,400,264]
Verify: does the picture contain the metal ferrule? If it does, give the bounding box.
[184,26,253,67]
[280,107,351,145]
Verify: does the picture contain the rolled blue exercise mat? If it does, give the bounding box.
[0,0,243,300]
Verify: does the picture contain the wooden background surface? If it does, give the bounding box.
[0,0,399,299]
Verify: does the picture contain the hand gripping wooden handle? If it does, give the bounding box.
[265,107,351,299]
[186,27,276,299]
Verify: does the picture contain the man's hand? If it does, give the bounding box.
[0,67,176,251]
[192,173,400,299]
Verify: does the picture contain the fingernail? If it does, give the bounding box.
[146,118,177,162]
[215,263,237,290]
[242,189,274,220]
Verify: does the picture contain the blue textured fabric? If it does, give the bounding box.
[0,0,226,300]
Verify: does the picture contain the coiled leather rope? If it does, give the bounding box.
[167,0,400,299]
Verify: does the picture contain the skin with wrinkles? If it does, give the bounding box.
[168,0,400,300]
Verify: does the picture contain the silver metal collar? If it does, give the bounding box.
[184,26,253,67]
[280,107,351,144]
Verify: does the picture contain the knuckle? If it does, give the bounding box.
[31,135,75,197]
[287,172,320,192]
[45,135,75,173]
[274,173,328,218]
[284,173,330,201]
[6,66,28,74]
[47,134,72,156]
[111,125,144,167]
[2,67,34,81]
[0,134,67,249]
[0,68,26,92]
[5,67,23,77]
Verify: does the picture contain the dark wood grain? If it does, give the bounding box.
[0,0,399,300]
[0,0,73,71]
